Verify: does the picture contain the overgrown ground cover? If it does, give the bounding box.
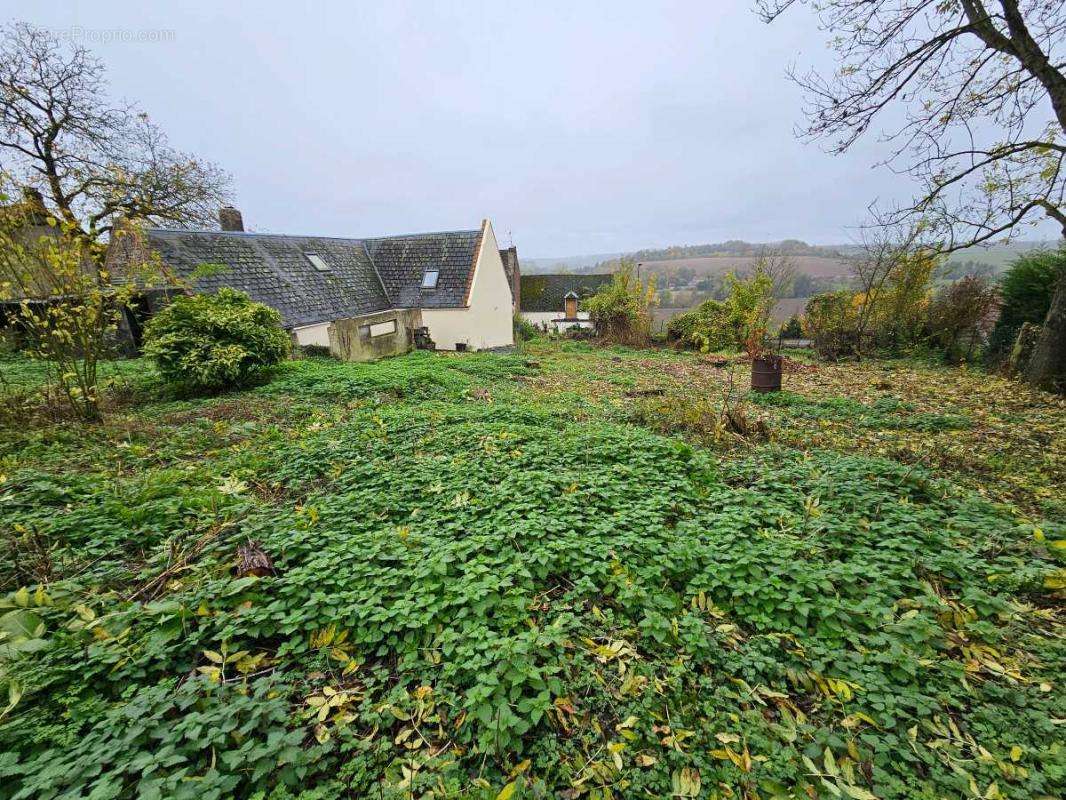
[0,343,1063,799]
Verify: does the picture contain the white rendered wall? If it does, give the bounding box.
[421,220,514,351]
[520,311,593,333]
[293,322,331,347]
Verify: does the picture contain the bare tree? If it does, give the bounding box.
[752,248,797,299]
[0,23,230,258]
[0,23,229,419]
[850,220,926,357]
[757,1,1066,391]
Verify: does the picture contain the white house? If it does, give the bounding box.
[111,208,515,357]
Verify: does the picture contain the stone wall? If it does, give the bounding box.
[328,307,423,362]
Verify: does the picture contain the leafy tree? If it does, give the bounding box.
[143,288,290,393]
[0,23,230,417]
[725,267,776,354]
[849,223,928,356]
[870,249,937,351]
[803,237,936,359]
[988,249,1065,358]
[758,0,1066,390]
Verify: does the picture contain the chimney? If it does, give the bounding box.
[500,246,520,310]
[21,187,46,210]
[104,216,148,282]
[219,205,244,232]
[19,187,49,225]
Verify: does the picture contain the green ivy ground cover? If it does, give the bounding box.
[0,347,1063,799]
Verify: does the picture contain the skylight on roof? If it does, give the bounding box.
[421,269,439,289]
[305,253,330,272]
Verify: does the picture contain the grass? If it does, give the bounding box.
[0,342,1063,800]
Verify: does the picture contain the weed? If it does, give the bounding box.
[0,344,1062,799]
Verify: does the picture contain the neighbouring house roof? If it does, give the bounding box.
[140,225,483,328]
[519,273,612,313]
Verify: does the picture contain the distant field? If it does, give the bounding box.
[941,242,1057,272]
[521,252,623,272]
[640,254,851,278]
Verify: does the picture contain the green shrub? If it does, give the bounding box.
[513,313,539,342]
[585,263,656,345]
[778,314,804,339]
[865,249,937,352]
[804,290,861,360]
[927,276,1000,363]
[668,271,775,352]
[143,288,290,392]
[666,299,733,351]
[988,249,1064,359]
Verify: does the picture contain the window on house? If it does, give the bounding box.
[369,319,397,337]
[305,253,330,272]
[421,269,439,289]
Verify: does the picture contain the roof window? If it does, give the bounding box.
[421,269,439,289]
[305,253,330,272]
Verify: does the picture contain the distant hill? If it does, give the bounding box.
[638,254,851,279]
[520,253,622,274]
[628,239,848,262]
[520,238,1059,277]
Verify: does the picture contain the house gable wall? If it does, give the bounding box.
[420,220,514,351]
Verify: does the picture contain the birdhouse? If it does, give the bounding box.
[564,291,578,320]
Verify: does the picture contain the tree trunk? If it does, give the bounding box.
[1026,262,1066,394]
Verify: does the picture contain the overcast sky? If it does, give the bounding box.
[5,1,1053,257]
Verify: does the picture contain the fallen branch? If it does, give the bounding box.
[126,519,239,603]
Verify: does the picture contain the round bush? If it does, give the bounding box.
[667,300,734,351]
[143,288,291,391]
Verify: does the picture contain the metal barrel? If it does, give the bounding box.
[750,355,782,393]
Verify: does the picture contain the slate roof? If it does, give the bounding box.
[364,228,482,309]
[519,273,613,313]
[142,225,484,328]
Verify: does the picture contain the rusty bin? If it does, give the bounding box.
[751,354,783,393]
